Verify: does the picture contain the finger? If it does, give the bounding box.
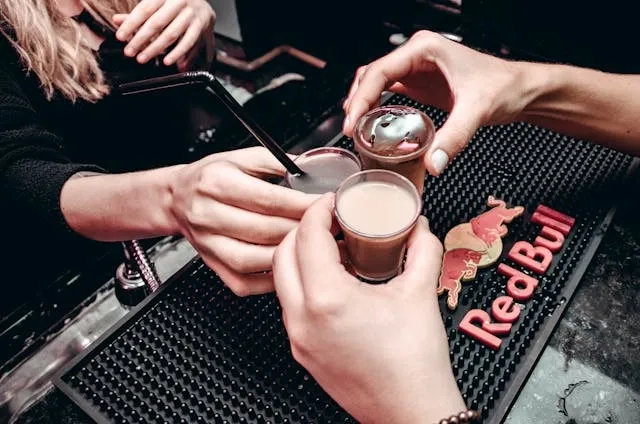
[387,81,416,97]
[112,14,127,26]
[344,39,440,135]
[198,233,275,274]
[137,7,192,64]
[189,199,300,245]
[175,36,203,71]
[296,194,353,295]
[217,146,293,177]
[176,57,189,72]
[202,162,318,220]
[425,99,484,176]
[163,19,202,65]
[116,0,164,42]
[343,49,417,135]
[125,0,184,57]
[203,256,275,297]
[272,229,304,313]
[343,70,385,116]
[394,216,443,290]
[342,66,366,112]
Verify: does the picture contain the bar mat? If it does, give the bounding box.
[54,94,636,424]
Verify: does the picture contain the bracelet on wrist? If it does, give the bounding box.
[436,409,480,424]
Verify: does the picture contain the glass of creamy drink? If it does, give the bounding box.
[285,147,362,194]
[335,169,422,281]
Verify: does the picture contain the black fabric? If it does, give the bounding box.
[0,32,195,299]
[71,9,114,38]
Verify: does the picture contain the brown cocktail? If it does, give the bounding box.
[353,105,435,194]
[335,170,422,281]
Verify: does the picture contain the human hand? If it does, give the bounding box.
[170,147,318,296]
[273,194,466,423]
[343,30,538,176]
[113,0,216,70]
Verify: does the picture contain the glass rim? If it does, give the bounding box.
[334,169,423,239]
[284,146,362,185]
[353,107,435,163]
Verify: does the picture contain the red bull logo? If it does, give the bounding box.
[442,201,576,350]
[438,196,525,310]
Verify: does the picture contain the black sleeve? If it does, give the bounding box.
[0,52,107,245]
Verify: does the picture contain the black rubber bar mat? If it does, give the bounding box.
[53,94,636,424]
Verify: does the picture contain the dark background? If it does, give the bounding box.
[233,0,640,73]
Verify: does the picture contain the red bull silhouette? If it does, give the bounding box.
[470,196,525,246]
[438,196,524,310]
[437,249,484,310]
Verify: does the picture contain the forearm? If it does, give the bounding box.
[518,62,640,155]
[60,165,184,242]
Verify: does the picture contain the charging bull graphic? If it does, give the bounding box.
[438,196,524,310]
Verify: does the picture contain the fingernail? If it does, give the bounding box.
[117,31,126,41]
[431,149,449,175]
[124,47,134,56]
[419,215,430,230]
[137,54,147,63]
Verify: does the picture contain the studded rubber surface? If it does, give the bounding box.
[54,95,635,424]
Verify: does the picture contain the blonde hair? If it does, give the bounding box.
[0,0,139,103]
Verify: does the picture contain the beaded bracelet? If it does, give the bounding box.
[437,409,481,424]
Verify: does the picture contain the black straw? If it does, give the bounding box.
[118,71,304,176]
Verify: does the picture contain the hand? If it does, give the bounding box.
[273,194,466,423]
[170,147,318,296]
[343,30,537,176]
[113,0,216,70]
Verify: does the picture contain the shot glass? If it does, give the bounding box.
[353,105,435,194]
[285,147,362,194]
[335,169,422,281]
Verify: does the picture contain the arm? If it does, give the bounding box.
[273,195,469,424]
[520,62,640,155]
[60,166,181,241]
[0,52,180,244]
[2,38,317,297]
[342,31,640,177]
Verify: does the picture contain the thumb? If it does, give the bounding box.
[395,216,443,290]
[425,100,484,176]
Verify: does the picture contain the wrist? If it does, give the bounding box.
[515,61,565,122]
[418,378,467,424]
[162,164,188,235]
[379,372,466,424]
[60,165,186,241]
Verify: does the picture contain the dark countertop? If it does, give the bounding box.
[505,175,640,424]
[9,177,640,424]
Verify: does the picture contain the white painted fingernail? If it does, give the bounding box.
[431,149,449,175]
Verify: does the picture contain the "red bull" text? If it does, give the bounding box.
[457,204,575,350]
